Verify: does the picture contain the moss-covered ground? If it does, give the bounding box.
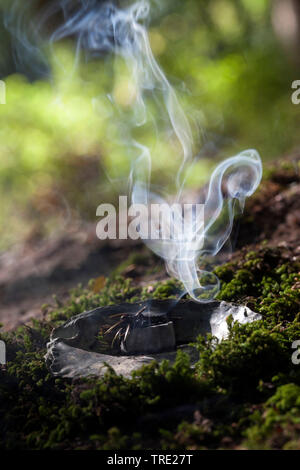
[0,160,300,450]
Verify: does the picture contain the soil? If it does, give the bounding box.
[0,228,143,330]
[237,157,300,256]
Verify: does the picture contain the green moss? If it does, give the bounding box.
[243,384,300,449]
[267,383,300,412]
[215,246,300,324]
[1,244,300,449]
[145,279,184,300]
[0,342,211,450]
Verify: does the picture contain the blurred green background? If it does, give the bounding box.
[0,0,300,249]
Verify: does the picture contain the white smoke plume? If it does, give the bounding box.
[5,0,262,301]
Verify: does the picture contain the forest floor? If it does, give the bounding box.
[0,152,300,450]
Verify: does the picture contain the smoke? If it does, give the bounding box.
[5,0,262,301]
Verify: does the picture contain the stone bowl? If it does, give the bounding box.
[45,299,261,378]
